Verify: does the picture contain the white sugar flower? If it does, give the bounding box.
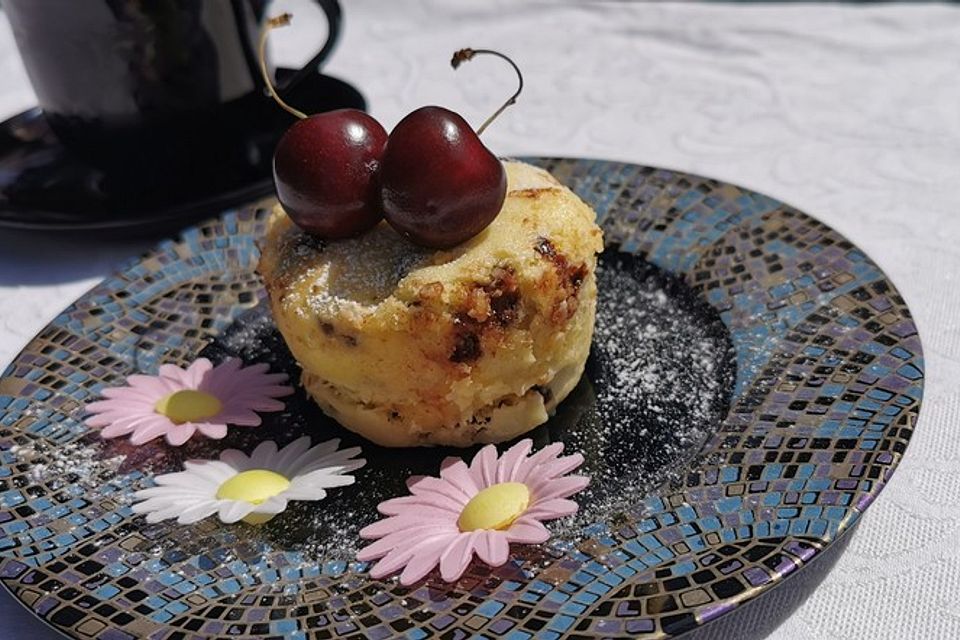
[132,437,364,525]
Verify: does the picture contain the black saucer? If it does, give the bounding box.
[0,70,365,233]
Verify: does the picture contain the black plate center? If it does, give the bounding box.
[167,249,737,559]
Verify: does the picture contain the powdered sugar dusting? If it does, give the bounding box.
[548,252,735,530]
[13,439,126,492]
[279,223,432,315]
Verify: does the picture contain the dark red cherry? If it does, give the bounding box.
[273,109,388,239]
[379,106,506,249]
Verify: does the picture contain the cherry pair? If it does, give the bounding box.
[257,17,520,249]
[273,105,505,249]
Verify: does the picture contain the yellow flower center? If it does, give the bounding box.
[216,469,291,525]
[154,390,222,424]
[457,482,530,532]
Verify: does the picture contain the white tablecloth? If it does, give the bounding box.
[2,2,959,638]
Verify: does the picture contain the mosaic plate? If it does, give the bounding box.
[0,157,923,639]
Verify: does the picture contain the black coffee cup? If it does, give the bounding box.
[4,0,341,186]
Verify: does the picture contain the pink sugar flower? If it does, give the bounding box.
[85,358,292,446]
[358,439,589,585]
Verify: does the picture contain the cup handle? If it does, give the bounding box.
[276,0,342,93]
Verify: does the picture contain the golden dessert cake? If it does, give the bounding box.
[258,160,603,447]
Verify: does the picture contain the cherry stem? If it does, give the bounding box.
[451,48,523,136]
[258,13,307,120]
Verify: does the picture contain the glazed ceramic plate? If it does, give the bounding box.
[0,158,923,639]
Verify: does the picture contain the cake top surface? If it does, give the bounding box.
[258,161,603,322]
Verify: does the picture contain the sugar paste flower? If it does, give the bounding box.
[132,437,364,525]
[358,439,589,585]
[86,358,292,446]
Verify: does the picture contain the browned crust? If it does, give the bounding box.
[445,264,523,364]
[534,237,589,323]
[510,187,561,198]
